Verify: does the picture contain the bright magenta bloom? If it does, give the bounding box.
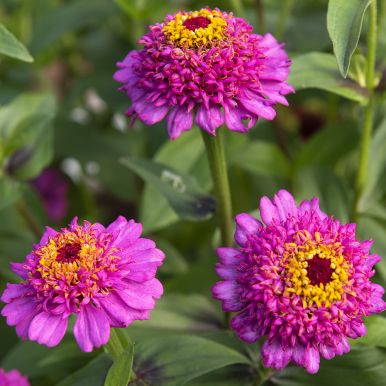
[1,217,164,352]
[0,369,30,386]
[114,8,293,139]
[213,190,386,373]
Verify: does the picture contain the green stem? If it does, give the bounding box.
[15,201,42,239]
[230,0,246,18]
[256,0,266,34]
[275,0,294,40]
[201,129,233,248]
[253,367,273,386]
[353,0,378,220]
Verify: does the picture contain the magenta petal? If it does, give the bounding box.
[224,105,248,132]
[10,262,28,279]
[1,283,30,303]
[74,305,110,352]
[292,345,320,374]
[298,197,327,219]
[212,281,242,311]
[134,99,169,125]
[196,105,224,135]
[239,89,276,120]
[39,226,57,245]
[167,106,193,140]
[262,340,292,370]
[272,190,298,221]
[108,217,142,247]
[29,312,68,347]
[235,213,262,246]
[259,196,278,225]
[216,248,239,266]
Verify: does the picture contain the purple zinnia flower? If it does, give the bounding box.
[213,190,386,373]
[1,216,165,352]
[0,368,30,386]
[30,168,69,222]
[114,8,293,139]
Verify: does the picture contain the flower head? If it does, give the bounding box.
[1,216,165,352]
[114,8,293,139]
[0,369,30,386]
[213,190,386,373]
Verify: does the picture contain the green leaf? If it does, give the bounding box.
[294,167,351,223]
[104,344,134,386]
[140,129,208,232]
[327,0,374,77]
[0,24,33,62]
[30,0,118,54]
[155,238,188,276]
[294,122,359,171]
[0,93,56,180]
[56,354,112,386]
[132,335,250,386]
[273,346,386,386]
[289,52,368,103]
[120,156,215,221]
[0,177,20,210]
[352,316,386,348]
[232,141,290,179]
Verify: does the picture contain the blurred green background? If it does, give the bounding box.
[1,0,386,385]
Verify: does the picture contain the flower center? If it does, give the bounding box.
[283,230,352,308]
[56,243,81,263]
[306,255,333,285]
[162,9,227,48]
[183,16,211,30]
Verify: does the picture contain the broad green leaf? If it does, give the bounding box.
[0,93,56,180]
[104,344,134,386]
[127,294,223,340]
[289,52,368,103]
[232,141,290,179]
[155,238,189,276]
[140,129,208,232]
[0,24,33,62]
[294,122,359,171]
[120,157,215,221]
[0,177,20,210]
[273,346,386,386]
[351,316,386,348]
[327,0,373,77]
[56,354,112,386]
[132,335,250,386]
[30,0,118,54]
[294,167,351,223]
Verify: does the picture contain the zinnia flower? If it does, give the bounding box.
[0,369,30,386]
[114,8,293,139]
[213,190,386,373]
[1,216,165,352]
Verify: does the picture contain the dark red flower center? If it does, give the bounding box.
[56,243,81,263]
[183,16,211,31]
[306,255,333,285]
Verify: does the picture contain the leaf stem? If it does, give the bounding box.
[201,129,233,248]
[275,0,294,40]
[15,200,42,239]
[256,0,266,34]
[104,328,131,361]
[353,0,377,220]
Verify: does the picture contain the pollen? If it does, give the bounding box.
[162,9,227,49]
[283,231,351,308]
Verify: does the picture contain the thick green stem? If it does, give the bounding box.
[230,0,246,18]
[353,0,377,220]
[15,201,42,239]
[256,0,266,34]
[275,0,294,40]
[201,129,233,248]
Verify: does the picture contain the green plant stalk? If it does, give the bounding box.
[253,367,273,386]
[15,201,42,239]
[275,0,295,40]
[353,0,377,219]
[256,0,266,34]
[230,0,246,18]
[201,129,233,248]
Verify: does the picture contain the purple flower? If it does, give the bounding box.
[30,168,69,222]
[213,190,386,373]
[1,216,165,352]
[0,368,30,386]
[114,8,293,139]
